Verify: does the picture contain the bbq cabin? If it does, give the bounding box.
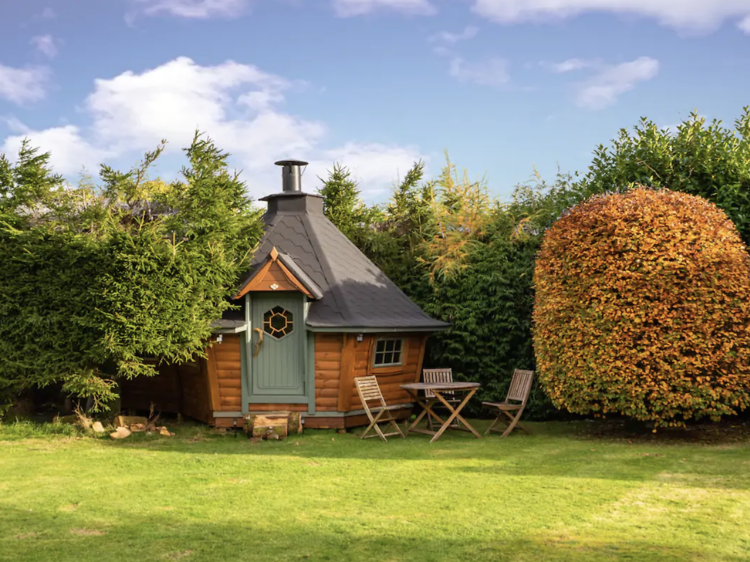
[121,160,449,429]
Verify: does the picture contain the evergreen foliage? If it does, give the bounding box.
[4,106,750,423]
[576,108,750,244]
[0,133,263,413]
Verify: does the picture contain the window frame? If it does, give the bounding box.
[262,306,294,340]
[372,337,405,368]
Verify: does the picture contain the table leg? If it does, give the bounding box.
[403,390,445,435]
[430,389,482,442]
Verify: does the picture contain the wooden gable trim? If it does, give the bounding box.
[235,247,314,299]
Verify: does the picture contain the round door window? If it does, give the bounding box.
[263,306,294,339]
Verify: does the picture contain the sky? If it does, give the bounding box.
[0,0,749,204]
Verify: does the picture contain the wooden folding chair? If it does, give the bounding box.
[483,369,534,437]
[355,376,405,442]
[422,368,462,431]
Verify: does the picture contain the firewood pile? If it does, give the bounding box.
[53,403,175,439]
[244,412,303,441]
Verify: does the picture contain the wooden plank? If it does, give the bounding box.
[217,369,241,380]
[315,369,339,380]
[315,400,339,411]
[315,378,339,390]
[214,353,240,362]
[337,334,356,411]
[315,340,343,351]
[205,346,222,412]
[220,398,241,408]
[304,416,345,429]
[215,344,241,353]
[315,388,340,398]
[215,360,240,370]
[250,403,307,412]
[364,335,377,378]
[315,352,343,362]
[219,387,241,398]
[315,360,341,371]
[217,379,242,390]
[415,334,428,383]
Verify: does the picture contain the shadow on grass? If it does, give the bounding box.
[1,507,744,562]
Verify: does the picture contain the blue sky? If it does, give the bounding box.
[1,0,749,203]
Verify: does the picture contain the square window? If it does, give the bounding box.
[373,338,404,367]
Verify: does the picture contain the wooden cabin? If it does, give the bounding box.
[121,159,449,429]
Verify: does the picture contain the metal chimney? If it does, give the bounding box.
[275,159,308,193]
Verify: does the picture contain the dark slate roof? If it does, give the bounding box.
[236,191,449,332]
[210,319,247,334]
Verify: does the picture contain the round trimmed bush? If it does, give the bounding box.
[533,187,750,427]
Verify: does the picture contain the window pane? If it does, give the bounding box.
[374,352,383,365]
[384,353,394,365]
[376,340,386,353]
[385,340,394,352]
[394,339,402,352]
[393,351,402,364]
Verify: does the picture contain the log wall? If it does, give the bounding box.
[314,333,343,411]
[122,331,430,428]
[206,334,242,412]
[314,332,428,413]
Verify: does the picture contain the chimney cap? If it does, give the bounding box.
[275,159,309,167]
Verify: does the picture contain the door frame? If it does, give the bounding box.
[241,292,315,414]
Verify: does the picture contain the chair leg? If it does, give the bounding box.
[501,413,521,438]
[373,422,388,441]
[499,408,527,438]
[362,409,388,441]
[484,412,505,435]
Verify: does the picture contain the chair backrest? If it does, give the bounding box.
[506,369,534,404]
[422,368,453,398]
[355,376,386,411]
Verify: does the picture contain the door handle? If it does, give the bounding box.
[253,328,264,358]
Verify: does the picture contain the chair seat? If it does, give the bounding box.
[482,401,522,410]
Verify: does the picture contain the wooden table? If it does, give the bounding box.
[400,382,482,443]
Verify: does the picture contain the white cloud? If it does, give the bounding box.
[429,26,479,45]
[429,25,479,55]
[2,125,113,176]
[449,56,510,88]
[739,15,750,33]
[470,0,750,34]
[0,64,49,105]
[0,116,31,134]
[548,58,598,73]
[40,7,55,19]
[307,143,427,199]
[331,0,436,17]
[129,0,248,18]
[0,57,427,201]
[573,56,659,110]
[31,35,59,59]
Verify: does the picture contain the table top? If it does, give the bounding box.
[401,382,481,391]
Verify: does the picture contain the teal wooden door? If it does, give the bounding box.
[249,293,306,400]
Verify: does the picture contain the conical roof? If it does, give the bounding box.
[235,191,449,332]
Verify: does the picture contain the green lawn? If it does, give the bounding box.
[1,420,749,562]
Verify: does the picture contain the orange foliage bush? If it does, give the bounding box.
[533,187,750,427]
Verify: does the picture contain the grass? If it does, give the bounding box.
[1,419,749,562]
